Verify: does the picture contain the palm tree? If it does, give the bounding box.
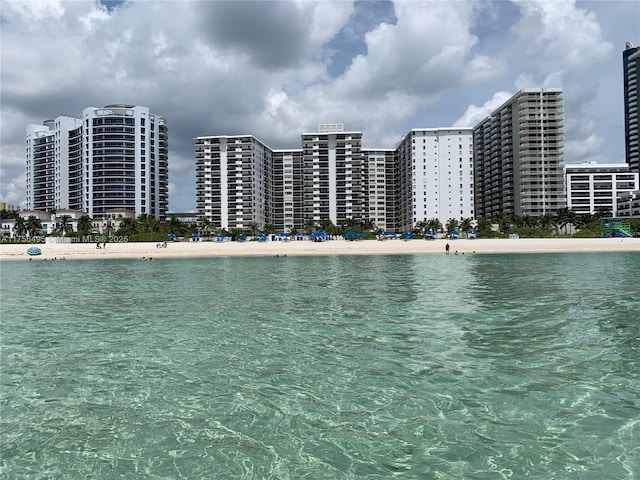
[55,215,73,236]
[476,218,493,234]
[304,218,317,233]
[493,213,512,234]
[1,208,19,221]
[320,218,335,234]
[167,216,186,236]
[229,228,243,240]
[413,219,428,235]
[137,214,162,233]
[199,217,212,239]
[13,217,27,238]
[249,221,259,238]
[25,216,42,238]
[116,218,138,237]
[574,212,595,230]
[77,215,94,237]
[361,218,377,234]
[555,208,574,235]
[445,218,460,235]
[538,213,555,232]
[459,218,473,238]
[426,218,442,234]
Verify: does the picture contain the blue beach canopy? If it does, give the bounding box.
[310,231,330,241]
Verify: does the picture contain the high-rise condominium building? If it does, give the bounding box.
[473,88,565,219]
[195,135,272,231]
[196,125,367,231]
[301,124,364,227]
[196,125,475,233]
[394,128,475,232]
[361,149,395,231]
[26,116,83,214]
[26,104,168,219]
[623,42,640,174]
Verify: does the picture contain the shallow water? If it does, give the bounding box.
[1,253,639,478]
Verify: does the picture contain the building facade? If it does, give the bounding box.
[564,162,639,216]
[617,190,640,217]
[473,88,565,219]
[624,42,640,174]
[271,149,304,232]
[196,125,474,233]
[26,105,168,219]
[195,135,272,231]
[361,149,395,231]
[301,124,364,227]
[394,128,474,232]
[26,116,83,214]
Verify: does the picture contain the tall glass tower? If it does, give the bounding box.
[26,105,168,219]
[623,42,640,174]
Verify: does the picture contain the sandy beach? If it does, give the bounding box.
[1,237,639,261]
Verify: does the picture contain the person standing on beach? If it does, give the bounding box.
[445,243,450,255]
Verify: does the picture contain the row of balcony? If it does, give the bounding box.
[92,127,136,134]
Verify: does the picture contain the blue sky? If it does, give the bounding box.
[1,0,638,213]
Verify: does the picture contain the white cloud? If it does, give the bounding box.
[510,0,613,74]
[453,91,513,128]
[565,134,607,164]
[332,1,504,99]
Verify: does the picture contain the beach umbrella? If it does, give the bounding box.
[27,246,41,256]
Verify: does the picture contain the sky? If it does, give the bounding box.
[1,0,638,213]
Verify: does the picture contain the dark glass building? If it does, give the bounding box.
[623,42,640,174]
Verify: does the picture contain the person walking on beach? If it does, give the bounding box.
[445,243,450,255]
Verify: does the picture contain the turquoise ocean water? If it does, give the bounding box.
[1,252,638,479]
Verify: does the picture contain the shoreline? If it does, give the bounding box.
[1,238,639,261]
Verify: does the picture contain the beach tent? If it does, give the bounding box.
[296,232,306,240]
[274,232,291,241]
[403,231,413,240]
[310,231,330,242]
[467,229,478,239]
[345,231,364,240]
[236,233,247,242]
[166,233,176,242]
[190,233,200,242]
[255,233,268,242]
[424,230,436,240]
[214,233,226,242]
[449,230,460,239]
